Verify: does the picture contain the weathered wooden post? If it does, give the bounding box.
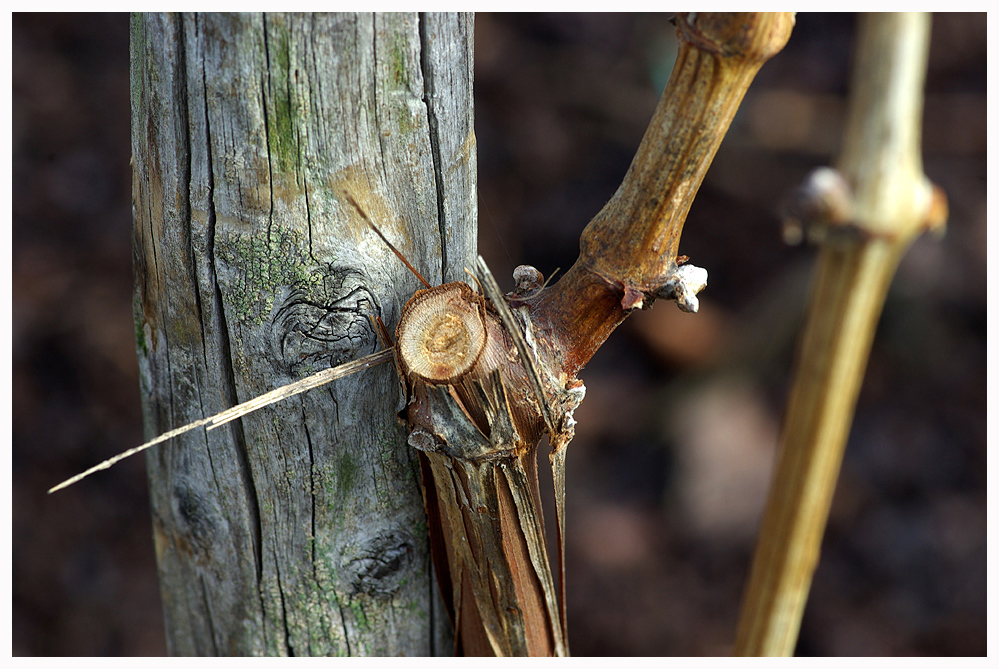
[130,12,473,655]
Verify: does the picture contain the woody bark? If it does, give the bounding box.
[527,13,795,378]
[132,12,471,655]
[392,12,794,656]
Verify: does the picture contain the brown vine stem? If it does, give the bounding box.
[402,14,795,655]
[734,13,947,656]
[526,13,795,379]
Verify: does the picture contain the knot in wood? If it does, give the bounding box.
[396,282,487,384]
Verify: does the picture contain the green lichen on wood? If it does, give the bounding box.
[275,570,334,657]
[311,557,349,655]
[382,29,418,136]
[259,576,288,656]
[215,224,322,327]
[332,451,358,505]
[405,596,427,620]
[349,599,370,632]
[396,104,417,136]
[321,451,360,531]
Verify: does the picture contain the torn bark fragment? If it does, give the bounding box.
[396,260,582,656]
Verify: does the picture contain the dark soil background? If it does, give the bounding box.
[12,13,986,656]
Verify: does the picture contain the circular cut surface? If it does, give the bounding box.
[397,282,486,383]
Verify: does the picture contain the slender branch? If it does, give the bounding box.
[734,13,947,656]
[527,13,795,377]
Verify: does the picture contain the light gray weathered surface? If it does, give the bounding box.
[130,12,474,655]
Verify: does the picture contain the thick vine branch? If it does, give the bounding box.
[394,13,795,655]
[526,13,795,378]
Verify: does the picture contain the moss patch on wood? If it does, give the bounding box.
[264,20,300,175]
[390,37,408,88]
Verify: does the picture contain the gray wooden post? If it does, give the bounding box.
[130,12,474,655]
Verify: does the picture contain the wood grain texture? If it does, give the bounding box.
[131,12,473,655]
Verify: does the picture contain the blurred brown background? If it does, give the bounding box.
[12,13,986,656]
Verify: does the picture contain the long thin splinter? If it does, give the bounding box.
[48,348,394,494]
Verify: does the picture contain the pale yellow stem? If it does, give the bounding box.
[734,13,944,656]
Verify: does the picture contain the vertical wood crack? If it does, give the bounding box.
[178,16,218,501]
[261,13,276,245]
[274,552,295,656]
[199,574,220,654]
[418,13,449,282]
[198,13,264,587]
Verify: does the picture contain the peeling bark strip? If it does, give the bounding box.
[397,257,581,656]
[131,13,472,655]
